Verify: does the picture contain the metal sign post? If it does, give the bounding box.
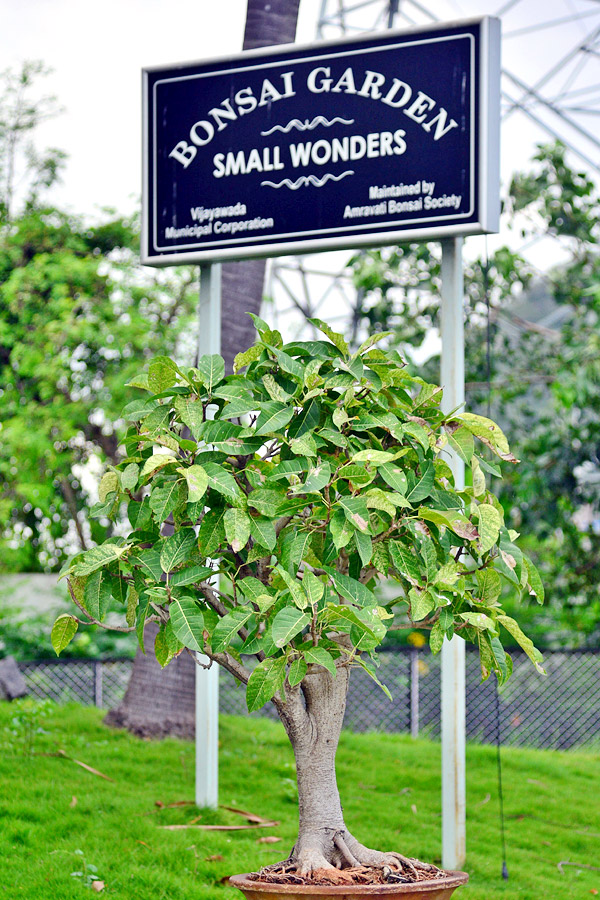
[440,237,466,870]
[195,262,221,809]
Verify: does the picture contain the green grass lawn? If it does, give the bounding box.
[0,702,598,899]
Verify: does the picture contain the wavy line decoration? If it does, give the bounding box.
[260,171,355,190]
[261,116,354,136]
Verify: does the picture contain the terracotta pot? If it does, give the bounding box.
[229,870,469,900]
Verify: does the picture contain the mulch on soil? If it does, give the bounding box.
[249,863,445,887]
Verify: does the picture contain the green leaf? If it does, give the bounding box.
[354,529,373,567]
[302,645,336,677]
[169,565,214,587]
[456,413,517,462]
[160,528,196,573]
[365,488,396,518]
[154,626,173,668]
[289,433,317,457]
[224,508,251,553]
[288,658,307,687]
[170,598,205,652]
[211,608,253,652]
[307,318,349,357]
[497,615,545,673]
[418,507,479,542]
[356,658,392,701]
[476,504,503,555]
[406,462,435,503]
[272,608,311,648]
[276,565,308,609]
[330,510,354,550]
[249,517,277,552]
[524,555,545,604]
[174,397,204,438]
[83,571,112,621]
[149,480,185,522]
[51,614,78,656]
[321,603,377,638]
[197,354,225,392]
[148,356,178,393]
[408,588,435,621]
[72,543,128,577]
[352,449,397,465]
[141,453,176,480]
[271,347,304,380]
[126,585,139,627]
[254,402,294,436]
[132,547,163,581]
[247,488,288,517]
[121,463,139,492]
[302,570,324,605]
[202,463,246,507]
[99,471,119,502]
[324,567,376,607]
[430,620,444,654]
[337,496,370,533]
[354,331,394,356]
[379,464,408,494]
[177,466,208,503]
[389,542,422,586]
[198,508,227,556]
[296,461,331,494]
[246,656,286,712]
[233,344,263,372]
[476,568,502,603]
[401,422,430,451]
[460,611,496,631]
[136,596,150,654]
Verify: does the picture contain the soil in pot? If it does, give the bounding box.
[230,861,469,900]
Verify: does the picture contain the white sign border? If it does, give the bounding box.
[141,17,500,267]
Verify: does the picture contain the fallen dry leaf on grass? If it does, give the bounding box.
[221,806,275,825]
[155,800,195,808]
[159,821,279,831]
[411,804,418,815]
[205,854,223,862]
[55,750,113,782]
[257,836,282,844]
[91,881,105,892]
[136,841,152,850]
[69,796,77,808]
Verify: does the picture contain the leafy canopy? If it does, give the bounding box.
[56,318,543,708]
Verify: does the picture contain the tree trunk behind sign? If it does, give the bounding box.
[221,0,302,373]
[104,0,301,738]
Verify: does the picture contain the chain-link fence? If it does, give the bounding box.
[15,648,600,750]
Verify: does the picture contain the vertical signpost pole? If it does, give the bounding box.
[195,262,222,809]
[440,238,466,870]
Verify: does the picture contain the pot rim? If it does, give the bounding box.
[229,870,469,895]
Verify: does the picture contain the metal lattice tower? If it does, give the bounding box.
[268,0,600,341]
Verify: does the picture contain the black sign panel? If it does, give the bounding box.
[142,18,499,265]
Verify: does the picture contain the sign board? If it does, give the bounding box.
[142,17,500,266]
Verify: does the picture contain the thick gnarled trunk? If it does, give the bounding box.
[290,668,349,871]
[274,668,436,881]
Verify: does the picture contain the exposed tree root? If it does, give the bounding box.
[253,828,443,886]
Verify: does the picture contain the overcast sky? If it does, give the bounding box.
[0,0,320,218]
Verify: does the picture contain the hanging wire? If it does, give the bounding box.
[484,235,509,881]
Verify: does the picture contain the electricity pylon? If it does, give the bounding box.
[268,0,600,342]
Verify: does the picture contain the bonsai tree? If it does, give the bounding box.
[53,317,543,883]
